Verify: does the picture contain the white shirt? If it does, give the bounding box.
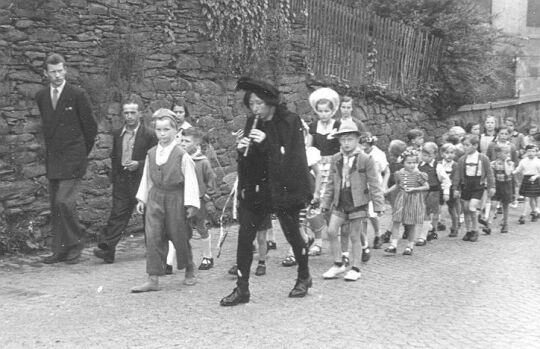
[50,80,66,101]
[465,151,482,176]
[419,159,451,195]
[136,142,200,208]
[514,157,540,176]
[306,146,321,167]
[316,120,336,135]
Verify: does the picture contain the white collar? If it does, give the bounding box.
[120,122,140,136]
[157,140,176,152]
[50,80,66,97]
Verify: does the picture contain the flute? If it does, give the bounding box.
[243,114,260,157]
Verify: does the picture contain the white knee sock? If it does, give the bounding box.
[201,236,212,258]
[166,241,176,266]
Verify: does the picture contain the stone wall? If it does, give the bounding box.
[0,0,452,253]
[0,0,312,253]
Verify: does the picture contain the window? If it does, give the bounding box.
[528,0,540,27]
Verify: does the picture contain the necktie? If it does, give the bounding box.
[52,88,59,110]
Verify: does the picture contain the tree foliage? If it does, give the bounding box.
[357,0,517,113]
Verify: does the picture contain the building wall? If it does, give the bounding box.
[492,0,540,97]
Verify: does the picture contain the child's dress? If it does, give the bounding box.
[309,120,340,200]
[516,157,540,198]
[392,168,428,224]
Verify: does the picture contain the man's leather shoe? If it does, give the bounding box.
[220,287,250,306]
[42,253,66,264]
[288,276,312,298]
[93,248,115,264]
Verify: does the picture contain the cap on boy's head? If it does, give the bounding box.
[335,119,360,137]
[152,108,178,128]
[309,87,340,116]
[236,77,280,107]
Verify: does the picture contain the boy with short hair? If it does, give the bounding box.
[321,120,385,281]
[167,127,217,271]
[416,142,451,246]
[131,109,199,292]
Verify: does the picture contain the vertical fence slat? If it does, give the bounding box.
[303,0,440,92]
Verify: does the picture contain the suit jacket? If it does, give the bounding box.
[36,83,97,179]
[322,151,385,212]
[110,124,157,183]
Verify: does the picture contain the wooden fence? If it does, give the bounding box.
[296,0,442,93]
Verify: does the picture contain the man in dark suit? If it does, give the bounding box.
[93,100,157,263]
[36,53,98,264]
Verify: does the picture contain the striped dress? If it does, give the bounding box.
[392,168,428,224]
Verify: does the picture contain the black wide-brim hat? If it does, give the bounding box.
[236,77,280,107]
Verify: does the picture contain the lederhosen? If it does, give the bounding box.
[493,163,513,204]
[461,159,484,201]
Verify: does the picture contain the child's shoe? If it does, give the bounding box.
[415,239,426,246]
[308,244,322,256]
[426,230,438,241]
[482,224,491,235]
[437,222,446,231]
[382,230,391,243]
[384,246,397,254]
[403,247,413,256]
[266,240,277,250]
[448,228,458,237]
[183,265,197,286]
[198,257,214,270]
[478,217,488,227]
[165,264,173,275]
[468,231,479,242]
[344,269,361,281]
[518,215,526,224]
[228,264,238,275]
[130,275,160,293]
[342,254,350,267]
[462,231,471,241]
[255,263,266,276]
[281,255,297,267]
[531,213,538,222]
[322,264,347,279]
[373,236,383,249]
[362,247,371,262]
[500,224,509,234]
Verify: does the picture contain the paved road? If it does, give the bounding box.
[2,206,540,348]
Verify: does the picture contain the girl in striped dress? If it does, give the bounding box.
[384,150,429,255]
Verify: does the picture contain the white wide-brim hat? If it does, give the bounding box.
[309,87,340,117]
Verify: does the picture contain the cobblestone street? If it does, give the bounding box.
[2,206,540,349]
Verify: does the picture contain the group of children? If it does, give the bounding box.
[130,89,540,292]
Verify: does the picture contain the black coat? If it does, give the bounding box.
[36,83,97,179]
[110,124,157,183]
[238,107,312,212]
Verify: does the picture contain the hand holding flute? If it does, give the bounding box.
[237,115,266,157]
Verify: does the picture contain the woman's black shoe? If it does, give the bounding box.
[288,276,312,298]
[220,287,250,306]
